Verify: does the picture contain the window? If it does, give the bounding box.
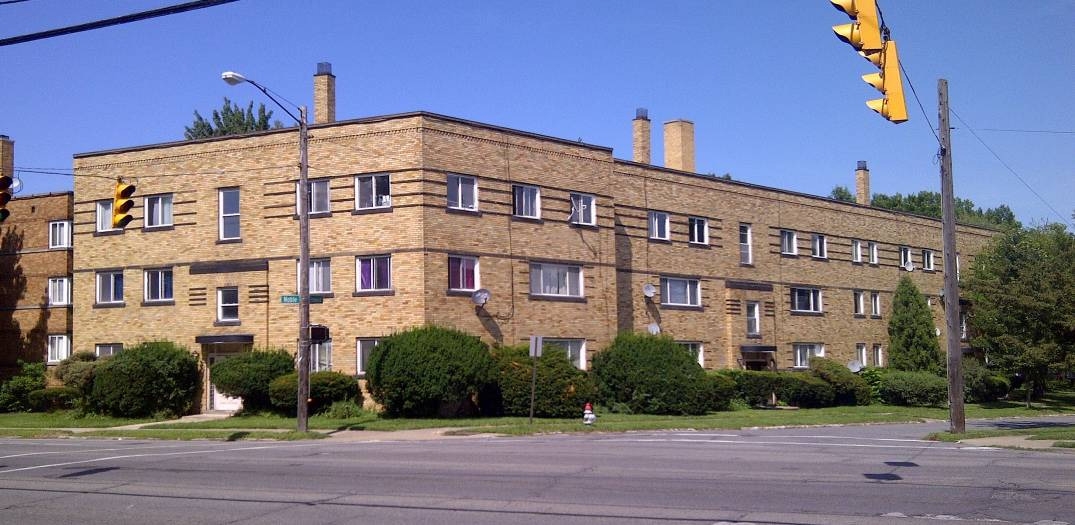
[569,193,596,225]
[356,174,391,209]
[648,211,669,240]
[47,335,71,363]
[448,255,478,291]
[305,259,331,294]
[356,338,380,377]
[219,188,241,240]
[780,230,797,255]
[856,343,867,366]
[677,342,704,367]
[739,223,753,264]
[96,271,124,304]
[853,290,865,316]
[529,263,582,297]
[512,184,541,219]
[95,343,122,357]
[793,343,824,368]
[49,221,72,249]
[868,241,879,264]
[899,246,912,269]
[746,301,761,335]
[311,340,332,372]
[688,217,709,245]
[851,239,862,263]
[811,234,827,258]
[144,194,173,227]
[661,277,701,307]
[96,200,114,232]
[297,179,330,214]
[144,268,174,302]
[447,174,477,211]
[356,255,391,291]
[870,292,881,317]
[960,312,968,341]
[922,249,935,271]
[217,287,239,322]
[48,277,71,306]
[790,287,822,313]
[873,344,884,367]
[544,338,586,370]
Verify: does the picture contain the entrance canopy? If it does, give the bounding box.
[195,334,254,345]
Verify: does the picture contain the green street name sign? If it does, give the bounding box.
[281,294,324,304]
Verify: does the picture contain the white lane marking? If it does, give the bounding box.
[672,433,936,443]
[607,438,995,450]
[0,443,318,475]
[0,443,207,459]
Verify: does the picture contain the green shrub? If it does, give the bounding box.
[962,359,1010,403]
[877,370,948,407]
[27,387,78,412]
[0,361,47,412]
[321,400,366,419]
[269,371,361,415]
[809,357,872,406]
[858,367,884,402]
[780,372,836,408]
[591,333,712,415]
[491,345,595,418]
[89,341,200,418]
[705,373,737,412]
[365,325,498,418]
[210,349,295,412]
[54,352,103,410]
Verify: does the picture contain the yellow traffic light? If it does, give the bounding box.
[862,40,908,123]
[831,0,882,53]
[113,181,136,229]
[0,171,11,223]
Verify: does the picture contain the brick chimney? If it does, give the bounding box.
[855,160,870,205]
[313,62,336,124]
[632,108,651,164]
[0,135,13,185]
[664,119,695,172]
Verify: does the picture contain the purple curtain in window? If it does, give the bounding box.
[360,259,373,290]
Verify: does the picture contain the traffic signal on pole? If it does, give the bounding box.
[0,170,11,223]
[831,0,883,53]
[112,181,136,229]
[862,40,908,123]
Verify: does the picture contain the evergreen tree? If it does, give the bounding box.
[184,97,277,140]
[887,276,943,374]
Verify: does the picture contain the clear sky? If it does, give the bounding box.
[3,0,1073,226]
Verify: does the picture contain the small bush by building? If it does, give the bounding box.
[962,359,1011,403]
[809,357,872,406]
[876,370,948,407]
[591,333,712,415]
[268,370,362,415]
[0,360,47,412]
[705,373,737,412]
[27,387,78,412]
[491,344,595,418]
[210,349,295,412]
[88,341,200,418]
[54,351,103,411]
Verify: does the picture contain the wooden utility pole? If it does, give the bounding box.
[938,79,965,433]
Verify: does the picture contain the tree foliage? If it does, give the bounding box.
[591,333,712,415]
[829,185,855,202]
[887,276,943,375]
[184,97,277,140]
[869,191,1020,229]
[964,224,1075,401]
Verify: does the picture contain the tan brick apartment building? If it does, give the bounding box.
[1,135,75,378]
[70,66,995,409]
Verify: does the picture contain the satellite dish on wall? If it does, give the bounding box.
[647,322,661,335]
[471,288,491,307]
[904,261,915,272]
[10,177,23,194]
[847,360,863,373]
[642,283,656,298]
[935,327,942,337]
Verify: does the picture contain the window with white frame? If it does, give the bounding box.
[677,342,704,367]
[95,200,114,232]
[144,268,174,302]
[688,217,709,245]
[49,221,72,249]
[922,249,935,271]
[868,241,879,264]
[872,344,884,367]
[512,184,540,219]
[144,194,173,227]
[304,259,331,294]
[47,334,71,363]
[311,339,332,372]
[219,188,240,240]
[648,211,669,240]
[899,246,912,268]
[448,255,478,291]
[96,343,122,357]
[739,223,753,264]
[793,343,824,368]
[853,290,865,316]
[95,270,124,304]
[356,338,380,376]
[790,287,822,313]
[569,193,596,225]
[780,230,797,255]
[529,263,582,297]
[356,255,391,291]
[544,338,586,370]
[811,234,827,258]
[851,239,862,263]
[746,301,761,335]
[960,312,968,341]
[297,179,330,214]
[661,276,700,307]
[217,287,239,322]
[355,173,391,209]
[856,343,867,366]
[48,277,71,306]
[870,291,881,316]
[446,174,477,211]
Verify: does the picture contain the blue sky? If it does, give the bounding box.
[3,0,1073,226]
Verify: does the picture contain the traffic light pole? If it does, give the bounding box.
[938,79,965,433]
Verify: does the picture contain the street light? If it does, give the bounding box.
[222,70,312,432]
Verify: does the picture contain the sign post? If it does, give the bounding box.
[528,336,542,424]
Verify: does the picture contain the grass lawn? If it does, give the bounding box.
[0,411,159,428]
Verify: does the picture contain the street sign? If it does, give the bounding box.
[529,335,543,358]
[281,295,324,304]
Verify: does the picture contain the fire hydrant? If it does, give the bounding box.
[583,402,597,425]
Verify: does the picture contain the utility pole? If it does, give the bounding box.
[938,79,965,433]
[296,105,311,433]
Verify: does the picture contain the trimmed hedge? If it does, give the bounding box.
[28,387,78,412]
[210,349,295,412]
[89,341,200,418]
[877,370,948,407]
[365,326,498,418]
[809,357,872,406]
[492,345,595,418]
[715,369,835,408]
[591,333,712,415]
[268,371,361,415]
[705,373,737,412]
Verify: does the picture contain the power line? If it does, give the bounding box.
[0,0,33,6]
[898,60,940,146]
[0,0,239,47]
[979,128,1075,135]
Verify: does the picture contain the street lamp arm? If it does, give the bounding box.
[220,72,302,125]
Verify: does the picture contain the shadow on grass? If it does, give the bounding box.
[989,421,1075,430]
[225,431,250,442]
[334,424,367,431]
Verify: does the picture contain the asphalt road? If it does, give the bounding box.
[0,418,1072,525]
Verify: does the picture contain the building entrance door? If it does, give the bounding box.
[207,351,245,412]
